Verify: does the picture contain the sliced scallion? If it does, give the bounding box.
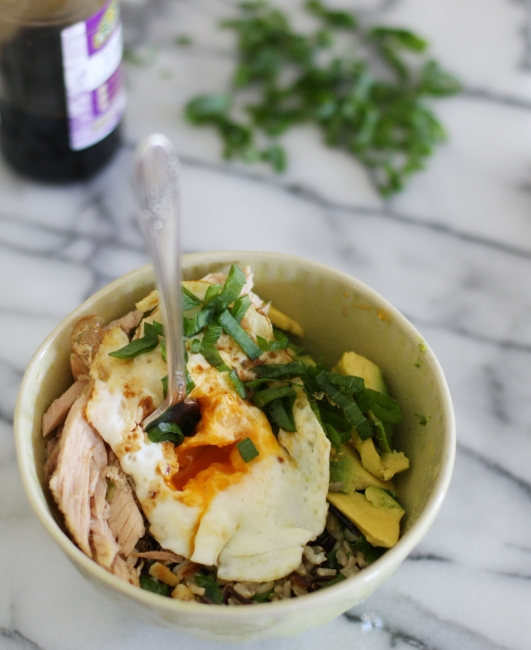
[231,294,252,323]
[254,361,306,379]
[203,283,223,306]
[269,396,297,432]
[182,286,203,311]
[218,309,263,359]
[109,321,159,359]
[139,575,170,596]
[251,386,296,408]
[200,323,230,371]
[360,388,403,424]
[236,436,259,462]
[194,573,223,604]
[190,338,202,354]
[315,372,374,440]
[147,422,184,445]
[229,369,247,399]
[208,265,247,312]
[183,308,215,337]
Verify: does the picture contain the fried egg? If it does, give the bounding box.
[86,292,330,582]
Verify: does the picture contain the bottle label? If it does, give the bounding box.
[61,0,126,151]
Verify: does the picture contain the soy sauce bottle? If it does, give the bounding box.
[0,0,125,182]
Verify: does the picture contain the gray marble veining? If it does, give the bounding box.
[1,0,531,648]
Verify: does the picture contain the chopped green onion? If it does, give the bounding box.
[182,286,203,311]
[251,386,297,408]
[236,436,259,462]
[269,396,297,432]
[139,575,170,596]
[324,423,342,452]
[109,321,159,359]
[231,294,252,323]
[204,283,223,306]
[194,573,223,604]
[322,371,364,394]
[152,321,164,336]
[373,419,393,453]
[253,361,306,379]
[321,573,347,589]
[206,265,248,313]
[287,341,306,356]
[183,308,215,337]
[254,589,274,603]
[351,535,385,565]
[160,338,166,362]
[415,413,427,426]
[315,372,374,440]
[147,422,184,445]
[161,375,168,398]
[229,369,247,399]
[359,388,403,424]
[201,324,230,371]
[218,309,263,359]
[256,330,289,352]
[190,338,202,354]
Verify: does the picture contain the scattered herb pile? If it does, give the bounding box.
[184,0,461,196]
[109,264,403,462]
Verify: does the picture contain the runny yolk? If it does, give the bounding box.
[173,443,238,492]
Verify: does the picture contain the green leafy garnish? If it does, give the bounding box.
[321,573,346,588]
[254,589,274,603]
[358,388,403,424]
[194,573,223,604]
[236,436,260,462]
[254,361,307,379]
[351,535,385,565]
[182,286,203,311]
[184,1,460,196]
[147,422,184,445]
[315,372,373,440]
[109,321,160,359]
[251,386,297,409]
[415,413,427,426]
[190,338,202,354]
[269,395,297,432]
[231,294,252,323]
[139,575,170,596]
[256,328,290,352]
[229,369,247,400]
[201,324,230,371]
[218,309,263,359]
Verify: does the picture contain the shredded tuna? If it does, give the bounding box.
[106,457,145,556]
[49,393,107,557]
[42,379,89,437]
[43,433,61,481]
[103,309,143,335]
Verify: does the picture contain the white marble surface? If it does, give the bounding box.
[1,0,531,648]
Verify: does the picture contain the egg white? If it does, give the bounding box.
[86,298,330,582]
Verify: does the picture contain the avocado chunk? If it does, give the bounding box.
[351,430,409,481]
[327,488,404,548]
[330,444,395,493]
[333,351,387,393]
[268,305,305,337]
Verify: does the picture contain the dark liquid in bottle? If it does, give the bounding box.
[0,21,121,182]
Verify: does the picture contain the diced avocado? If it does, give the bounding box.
[333,351,388,394]
[268,305,305,337]
[351,431,409,481]
[327,489,404,548]
[330,444,395,493]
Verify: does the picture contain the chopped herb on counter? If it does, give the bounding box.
[184,0,460,195]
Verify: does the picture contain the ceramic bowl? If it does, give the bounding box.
[15,251,455,643]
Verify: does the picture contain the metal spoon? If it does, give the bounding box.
[134,133,198,431]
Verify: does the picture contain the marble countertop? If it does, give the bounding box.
[2,0,531,648]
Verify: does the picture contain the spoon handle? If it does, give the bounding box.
[135,134,186,410]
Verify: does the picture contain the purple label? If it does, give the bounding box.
[86,0,120,55]
[61,0,126,151]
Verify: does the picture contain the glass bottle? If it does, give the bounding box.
[0,0,125,182]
